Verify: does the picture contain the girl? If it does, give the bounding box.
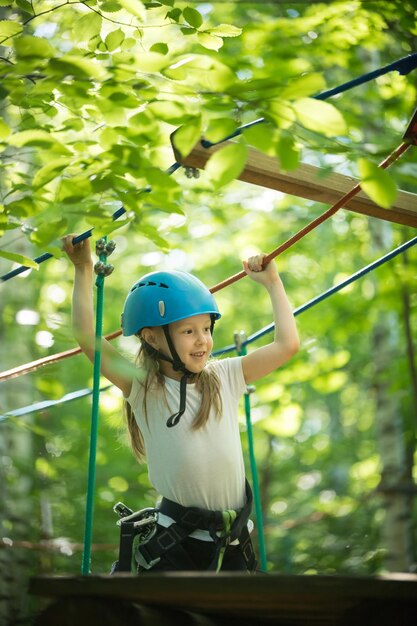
[63,234,299,573]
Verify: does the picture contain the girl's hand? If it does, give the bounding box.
[243,253,280,288]
[62,234,93,267]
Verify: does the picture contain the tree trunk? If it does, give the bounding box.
[370,222,414,572]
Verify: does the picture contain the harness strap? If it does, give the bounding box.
[137,480,256,571]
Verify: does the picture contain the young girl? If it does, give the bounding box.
[63,234,299,573]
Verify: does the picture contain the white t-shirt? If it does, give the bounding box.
[126,357,248,540]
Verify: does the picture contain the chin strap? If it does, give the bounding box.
[166,373,188,428]
[142,318,216,429]
[141,326,192,428]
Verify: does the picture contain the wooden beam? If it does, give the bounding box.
[174,140,417,228]
[30,573,417,626]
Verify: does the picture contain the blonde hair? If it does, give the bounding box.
[124,338,223,462]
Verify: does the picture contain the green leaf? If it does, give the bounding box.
[293,98,347,137]
[30,217,68,247]
[279,73,326,100]
[141,224,171,251]
[0,249,39,270]
[163,55,235,91]
[106,28,125,51]
[147,100,188,124]
[32,158,71,190]
[183,6,203,29]
[171,118,202,158]
[9,129,58,148]
[357,158,397,209]
[276,134,300,171]
[166,8,182,22]
[266,100,296,129]
[208,24,242,37]
[0,118,11,140]
[243,123,276,155]
[49,55,106,80]
[149,42,168,54]
[16,0,33,13]
[204,118,238,144]
[118,0,146,18]
[14,34,55,57]
[206,142,248,189]
[0,20,23,41]
[197,32,223,51]
[100,1,122,11]
[73,13,102,42]
[57,177,92,203]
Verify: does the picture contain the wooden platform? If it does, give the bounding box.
[30,572,417,625]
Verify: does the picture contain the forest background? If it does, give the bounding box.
[0,1,416,625]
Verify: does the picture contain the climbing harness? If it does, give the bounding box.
[112,479,256,574]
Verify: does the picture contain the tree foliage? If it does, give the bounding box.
[0,3,417,622]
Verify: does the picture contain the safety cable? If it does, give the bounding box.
[1,234,416,384]
[210,141,411,293]
[81,238,115,575]
[1,53,416,283]
[234,332,268,572]
[2,234,416,410]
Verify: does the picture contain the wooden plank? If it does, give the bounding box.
[30,573,417,625]
[175,140,417,228]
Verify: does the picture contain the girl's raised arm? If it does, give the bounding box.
[62,234,135,397]
[241,254,299,384]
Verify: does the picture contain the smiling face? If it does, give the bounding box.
[142,314,214,380]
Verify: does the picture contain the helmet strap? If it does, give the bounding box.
[142,321,217,429]
[166,373,188,428]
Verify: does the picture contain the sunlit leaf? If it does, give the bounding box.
[357,158,397,209]
[197,32,223,51]
[243,123,276,155]
[32,158,71,190]
[276,134,300,171]
[73,12,102,42]
[279,73,326,100]
[205,142,247,189]
[0,118,11,140]
[57,178,92,203]
[106,28,125,51]
[14,34,55,57]
[49,55,106,79]
[204,118,238,144]
[118,0,146,19]
[163,54,235,90]
[208,24,242,37]
[293,98,347,137]
[0,20,23,41]
[9,129,59,148]
[0,249,39,269]
[171,118,202,158]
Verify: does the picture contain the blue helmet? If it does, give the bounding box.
[121,270,221,336]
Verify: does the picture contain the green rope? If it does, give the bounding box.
[81,237,114,575]
[235,332,268,572]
